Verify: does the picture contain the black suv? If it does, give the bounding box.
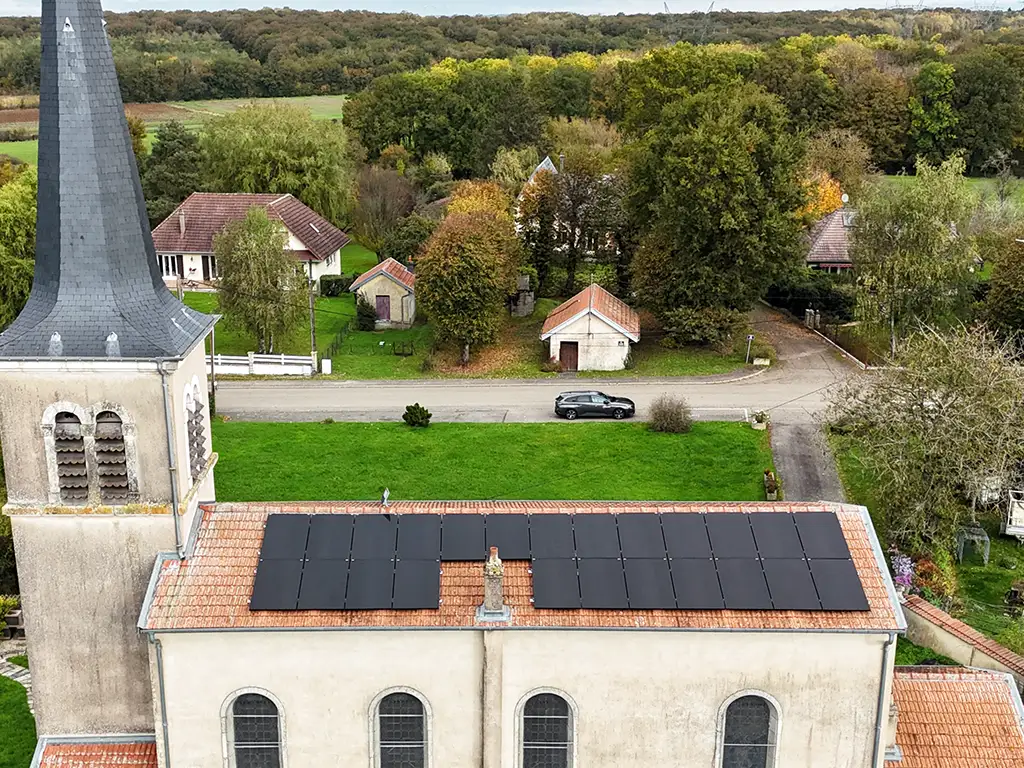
[555,391,636,420]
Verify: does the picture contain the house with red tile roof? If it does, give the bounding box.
[151,192,350,288]
[807,208,855,272]
[349,257,416,328]
[540,284,640,371]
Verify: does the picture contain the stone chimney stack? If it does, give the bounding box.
[477,546,511,622]
[179,210,186,236]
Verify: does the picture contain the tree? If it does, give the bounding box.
[0,166,36,329]
[982,150,1021,210]
[490,146,541,197]
[141,120,206,228]
[380,213,438,265]
[827,325,1024,554]
[629,83,807,316]
[516,169,560,292]
[543,117,621,166]
[214,207,305,353]
[985,239,1024,343]
[126,113,148,168]
[411,152,453,201]
[800,172,845,221]
[908,61,958,164]
[417,211,521,364]
[951,48,1024,174]
[204,103,354,226]
[851,156,978,357]
[352,166,416,254]
[806,129,874,201]
[447,180,512,221]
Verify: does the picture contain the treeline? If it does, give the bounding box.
[348,37,1024,176]
[1,8,1023,102]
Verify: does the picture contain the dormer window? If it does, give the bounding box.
[54,412,87,504]
[94,411,128,504]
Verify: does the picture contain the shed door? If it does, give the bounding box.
[375,295,391,321]
[560,341,579,372]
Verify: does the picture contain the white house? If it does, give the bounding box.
[349,257,416,328]
[151,192,351,288]
[541,283,640,371]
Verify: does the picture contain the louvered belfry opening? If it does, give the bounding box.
[54,412,87,503]
[94,411,129,504]
[188,394,207,483]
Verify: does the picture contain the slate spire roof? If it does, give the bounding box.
[0,0,214,360]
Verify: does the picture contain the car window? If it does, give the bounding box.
[592,395,609,404]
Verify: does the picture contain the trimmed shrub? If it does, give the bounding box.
[648,395,693,433]
[320,274,355,297]
[403,403,432,427]
[355,295,377,331]
[663,306,744,349]
[540,357,561,373]
[0,127,36,142]
[0,595,19,630]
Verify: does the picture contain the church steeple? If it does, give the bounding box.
[0,0,214,359]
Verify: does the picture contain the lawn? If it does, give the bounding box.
[894,637,958,666]
[339,242,379,275]
[582,338,750,378]
[882,174,1024,205]
[212,421,776,502]
[7,656,26,670]
[0,141,36,164]
[170,95,345,121]
[0,675,35,768]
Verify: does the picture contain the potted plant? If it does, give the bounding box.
[752,410,769,430]
[764,470,779,501]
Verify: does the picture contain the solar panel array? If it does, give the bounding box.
[249,512,870,613]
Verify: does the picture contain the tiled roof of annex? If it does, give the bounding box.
[541,284,640,340]
[349,257,415,292]
[35,739,157,768]
[887,667,1024,768]
[142,501,902,632]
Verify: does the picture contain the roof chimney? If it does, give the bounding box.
[179,211,186,236]
[476,546,511,623]
[883,692,901,762]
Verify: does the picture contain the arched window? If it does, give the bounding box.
[721,695,778,768]
[522,693,573,768]
[53,412,87,503]
[378,692,426,768]
[94,410,128,504]
[231,693,282,768]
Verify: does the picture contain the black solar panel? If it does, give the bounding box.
[624,558,676,609]
[484,515,531,560]
[393,560,441,610]
[352,515,398,559]
[573,515,621,558]
[397,515,442,560]
[578,558,628,609]
[306,515,354,560]
[810,559,870,611]
[259,514,310,560]
[795,512,851,559]
[297,560,349,610]
[617,514,666,559]
[345,559,395,609]
[750,514,803,559]
[529,515,575,558]
[249,559,303,611]
[441,515,486,560]
[717,559,773,610]
[671,558,724,609]
[762,559,821,610]
[662,515,712,558]
[531,559,581,608]
[705,514,757,558]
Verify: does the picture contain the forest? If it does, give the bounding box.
[1,8,1024,102]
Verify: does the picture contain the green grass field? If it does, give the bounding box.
[882,174,1024,204]
[170,95,345,121]
[582,339,750,378]
[212,421,776,502]
[340,242,378,275]
[0,141,36,164]
[0,676,36,768]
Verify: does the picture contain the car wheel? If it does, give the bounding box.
[613,409,625,419]
[564,409,578,420]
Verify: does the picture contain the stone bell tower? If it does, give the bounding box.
[0,0,217,737]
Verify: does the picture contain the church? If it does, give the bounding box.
[2,3,1024,768]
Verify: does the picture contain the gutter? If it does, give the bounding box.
[157,362,183,558]
[871,632,898,768]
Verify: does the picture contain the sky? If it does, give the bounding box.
[4,1,997,18]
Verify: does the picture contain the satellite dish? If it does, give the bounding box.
[841,193,850,204]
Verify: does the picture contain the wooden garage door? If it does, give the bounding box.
[560,341,579,372]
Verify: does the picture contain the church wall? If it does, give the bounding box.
[169,343,216,512]
[13,515,174,735]
[152,628,886,768]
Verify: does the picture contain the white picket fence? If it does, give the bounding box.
[207,352,316,376]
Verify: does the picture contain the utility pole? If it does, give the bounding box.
[308,264,317,372]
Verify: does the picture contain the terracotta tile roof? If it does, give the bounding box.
[151,192,349,262]
[903,595,1024,677]
[807,209,854,266]
[541,284,640,340]
[350,257,415,291]
[36,739,157,768]
[887,667,1024,768]
[143,501,900,632]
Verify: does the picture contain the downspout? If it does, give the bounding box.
[158,363,182,558]
[152,636,172,768]
[871,632,898,768]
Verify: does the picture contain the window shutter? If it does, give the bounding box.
[188,400,208,483]
[95,411,129,504]
[54,412,88,503]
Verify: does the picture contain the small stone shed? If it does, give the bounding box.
[349,258,416,329]
[541,284,640,372]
